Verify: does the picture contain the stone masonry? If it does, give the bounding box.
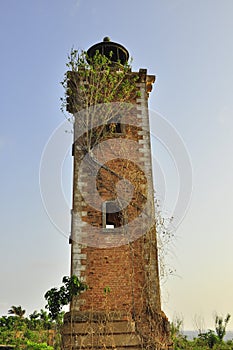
[61,39,172,349]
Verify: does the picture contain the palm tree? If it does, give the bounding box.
[29,310,40,320]
[28,310,40,329]
[215,313,231,342]
[39,309,49,322]
[39,309,52,330]
[8,305,26,318]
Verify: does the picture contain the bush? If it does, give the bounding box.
[25,340,53,350]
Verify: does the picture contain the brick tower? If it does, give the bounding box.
[62,38,171,349]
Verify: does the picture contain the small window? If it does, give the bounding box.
[105,123,123,134]
[103,201,123,229]
[115,123,122,133]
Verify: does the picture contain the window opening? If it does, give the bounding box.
[105,122,123,134]
[103,201,123,229]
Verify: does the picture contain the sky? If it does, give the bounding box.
[1,0,233,331]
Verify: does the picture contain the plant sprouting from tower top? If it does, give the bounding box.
[61,48,138,110]
[61,48,140,154]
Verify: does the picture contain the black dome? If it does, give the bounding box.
[87,38,129,65]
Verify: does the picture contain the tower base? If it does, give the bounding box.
[61,311,172,350]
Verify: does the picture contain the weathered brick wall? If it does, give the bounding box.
[69,69,161,317]
[78,241,144,314]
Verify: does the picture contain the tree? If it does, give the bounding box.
[28,310,40,330]
[38,309,52,330]
[29,310,40,321]
[61,48,139,155]
[197,330,218,349]
[215,313,231,342]
[44,276,87,350]
[0,315,16,330]
[44,275,87,321]
[8,305,25,318]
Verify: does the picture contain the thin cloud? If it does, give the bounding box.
[217,106,233,126]
[71,0,81,14]
[75,0,81,9]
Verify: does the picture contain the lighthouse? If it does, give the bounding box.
[62,38,171,349]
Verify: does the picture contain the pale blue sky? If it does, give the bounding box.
[1,0,233,330]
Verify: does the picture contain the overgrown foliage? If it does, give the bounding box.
[155,197,175,282]
[44,275,87,321]
[61,48,140,154]
[0,276,86,348]
[171,314,232,350]
[215,313,231,342]
[8,305,25,318]
[0,308,56,348]
[61,48,138,110]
